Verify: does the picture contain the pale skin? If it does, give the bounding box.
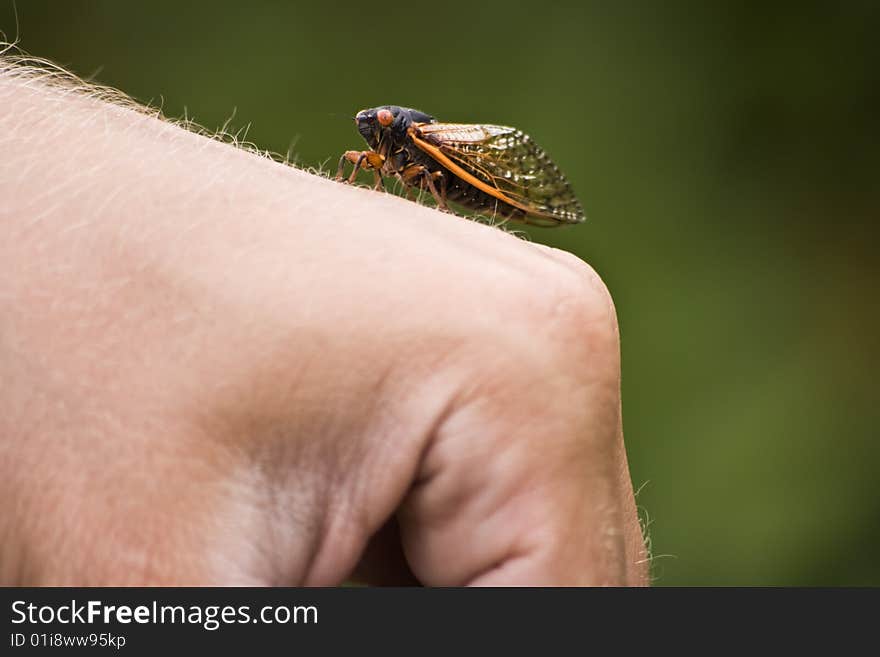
[0,61,648,586]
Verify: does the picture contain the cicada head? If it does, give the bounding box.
[355,106,436,150]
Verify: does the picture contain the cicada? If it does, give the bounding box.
[335,105,585,226]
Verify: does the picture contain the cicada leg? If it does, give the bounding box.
[424,171,450,213]
[335,150,385,184]
[401,165,449,212]
[335,151,358,181]
[436,171,448,210]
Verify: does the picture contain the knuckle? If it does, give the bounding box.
[523,250,619,351]
[442,241,621,412]
[457,249,620,401]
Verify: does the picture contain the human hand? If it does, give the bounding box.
[0,61,647,585]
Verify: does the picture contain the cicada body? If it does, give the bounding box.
[335,106,585,226]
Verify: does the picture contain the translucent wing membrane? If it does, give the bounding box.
[415,123,585,225]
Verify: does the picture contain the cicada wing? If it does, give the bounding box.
[414,123,586,225]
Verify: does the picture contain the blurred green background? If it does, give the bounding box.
[3,1,877,585]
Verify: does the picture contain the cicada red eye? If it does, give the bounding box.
[377,109,394,127]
